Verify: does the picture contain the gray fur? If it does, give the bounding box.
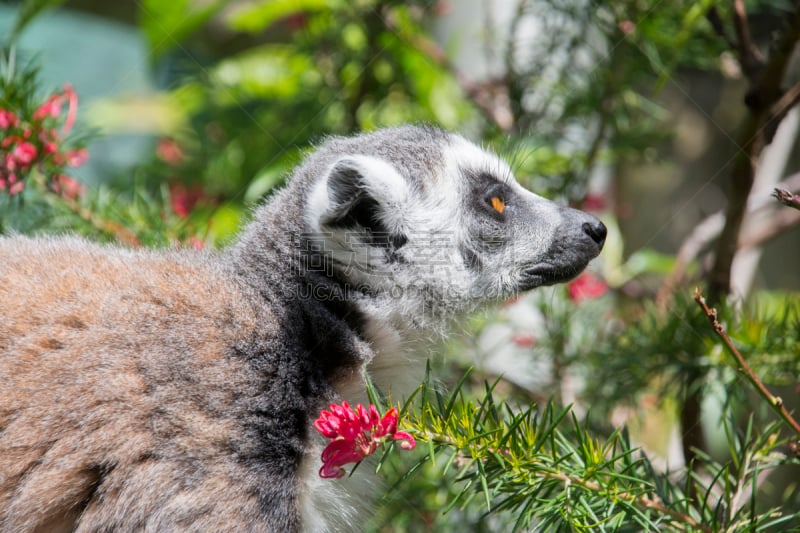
[0,125,604,531]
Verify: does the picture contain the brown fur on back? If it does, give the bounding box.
[0,237,279,531]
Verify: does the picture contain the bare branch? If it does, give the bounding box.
[706,1,800,304]
[769,82,800,124]
[693,288,800,438]
[731,0,765,80]
[751,1,800,109]
[773,187,800,211]
[739,205,800,247]
[658,174,800,307]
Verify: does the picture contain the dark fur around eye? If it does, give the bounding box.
[480,183,511,220]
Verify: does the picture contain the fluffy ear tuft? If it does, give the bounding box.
[307,155,409,233]
[321,158,369,225]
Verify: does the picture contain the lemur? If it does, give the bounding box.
[0,125,606,532]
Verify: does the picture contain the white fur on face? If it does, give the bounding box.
[303,133,571,333]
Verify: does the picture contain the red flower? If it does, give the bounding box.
[567,272,608,302]
[581,193,606,212]
[12,142,38,167]
[169,183,206,218]
[283,13,308,31]
[314,401,416,479]
[50,174,84,200]
[0,109,18,129]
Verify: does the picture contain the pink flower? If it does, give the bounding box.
[618,20,636,35]
[33,93,63,121]
[3,153,17,171]
[512,333,536,348]
[156,138,184,165]
[567,272,608,302]
[62,84,78,134]
[12,142,38,167]
[187,236,205,250]
[8,179,25,196]
[314,401,416,479]
[66,148,89,167]
[31,84,78,134]
[0,109,18,129]
[50,174,84,200]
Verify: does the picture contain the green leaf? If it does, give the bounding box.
[138,0,230,58]
[8,0,66,44]
[211,44,320,102]
[226,0,334,34]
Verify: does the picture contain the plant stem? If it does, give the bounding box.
[693,288,800,438]
[414,430,711,532]
[33,174,142,247]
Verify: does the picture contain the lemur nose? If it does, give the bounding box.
[582,220,607,248]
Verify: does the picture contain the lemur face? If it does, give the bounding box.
[303,128,605,326]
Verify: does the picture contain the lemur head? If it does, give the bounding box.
[300,125,606,330]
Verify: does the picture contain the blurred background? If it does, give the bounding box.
[1,0,799,530]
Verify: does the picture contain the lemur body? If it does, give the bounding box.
[0,126,605,531]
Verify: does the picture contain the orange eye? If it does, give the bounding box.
[490,196,505,214]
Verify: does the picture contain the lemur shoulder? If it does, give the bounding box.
[0,125,605,531]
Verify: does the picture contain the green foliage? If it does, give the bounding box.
[582,293,800,416]
[371,368,799,532]
[113,0,474,213]
[138,0,230,59]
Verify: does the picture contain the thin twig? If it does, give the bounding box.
[731,0,764,80]
[773,187,800,211]
[693,288,800,438]
[753,1,800,104]
[706,7,737,51]
[769,82,800,124]
[381,10,514,132]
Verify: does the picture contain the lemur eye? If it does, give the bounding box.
[490,196,505,214]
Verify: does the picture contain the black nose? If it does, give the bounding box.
[582,220,607,248]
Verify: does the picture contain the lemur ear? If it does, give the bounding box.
[320,158,369,225]
[312,155,408,231]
